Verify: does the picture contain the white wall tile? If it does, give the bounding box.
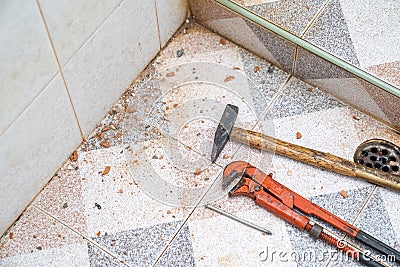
[0,74,81,235]
[0,0,58,133]
[63,0,160,137]
[39,0,121,66]
[156,0,188,47]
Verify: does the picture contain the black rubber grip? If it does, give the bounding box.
[356,230,400,263]
[358,253,385,267]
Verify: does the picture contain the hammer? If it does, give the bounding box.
[211,104,400,191]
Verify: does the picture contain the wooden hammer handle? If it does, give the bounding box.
[231,127,400,191]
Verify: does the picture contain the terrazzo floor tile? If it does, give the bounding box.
[374,187,400,251]
[33,130,215,265]
[336,0,400,68]
[32,158,88,236]
[155,223,195,266]
[349,108,400,147]
[239,48,290,117]
[267,108,371,196]
[90,220,194,266]
[287,186,372,267]
[183,204,297,266]
[254,76,375,196]
[339,188,400,267]
[303,0,360,66]
[0,206,92,266]
[265,77,343,119]
[241,0,327,35]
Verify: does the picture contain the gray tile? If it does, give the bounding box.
[355,190,398,250]
[89,221,193,266]
[239,48,290,117]
[87,243,125,266]
[329,189,399,267]
[156,224,195,267]
[245,20,295,73]
[295,46,355,80]
[304,0,359,66]
[336,0,400,68]
[287,186,372,267]
[247,0,327,35]
[266,76,343,119]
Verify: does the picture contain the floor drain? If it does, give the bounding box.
[354,139,400,174]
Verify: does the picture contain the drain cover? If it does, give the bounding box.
[354,139,400,174]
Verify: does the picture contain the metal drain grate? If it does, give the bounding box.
[354,139,400,174]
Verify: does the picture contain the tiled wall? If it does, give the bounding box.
[0,0,188,236]
[189,0,400,131]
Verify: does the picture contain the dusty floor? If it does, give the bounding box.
[0,23,399,266]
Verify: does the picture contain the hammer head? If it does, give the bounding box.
[211,104,239,163]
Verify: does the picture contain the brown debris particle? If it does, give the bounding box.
[102,166,111,175]
[340,190,348,198]
[194,169,202,175]
[222,154,230,159]
[118,189,124,194]
[352,115,360,121]
[254,66,260,73]
[9,232,13,239]
[224,76,235,82]
[159,155,164,160]
[152,155,158,159]
[296,132,302,139]
[33,235,37,238]
[219,38,227,45]
[96,132,105,140]
[102,126,111,132]
[96,231,101,237]
[100,140,109,148]
[70,151,78,162]
[307,87,313,92]
[233,67,240,70]
[36,246,42,250]
[127,106,137,113]
[166,72,175,77]
[173,103,179,108]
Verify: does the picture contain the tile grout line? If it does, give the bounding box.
[150,168,225,266]
[153,0,163,51]
[150,74,294,266]
[137,114,225,169]
[0,71,58,137]
[58,0,125,69]
[36,0,85,140]
[300,0,332,38]
[1,0,124,137]
[34,205,131,267]
[254,74,292,125]
[289,0,330,83]
[323,185,378,266]
[350,185,377,225]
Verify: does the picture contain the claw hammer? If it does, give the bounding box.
[211,104,400,190]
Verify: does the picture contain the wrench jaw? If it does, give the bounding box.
[227,175,259,200]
